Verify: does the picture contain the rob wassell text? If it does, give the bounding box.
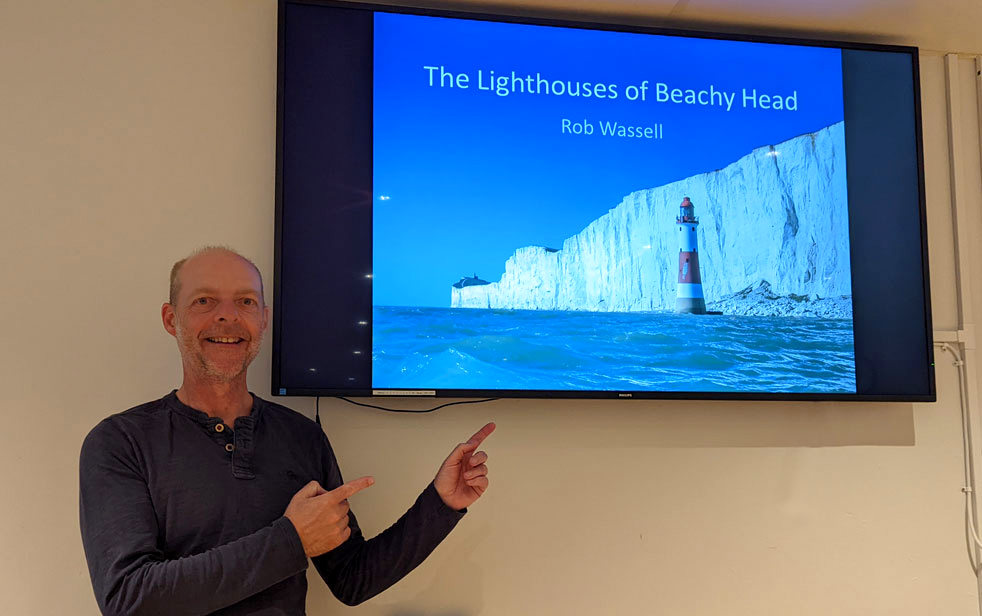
[562,118,664,139]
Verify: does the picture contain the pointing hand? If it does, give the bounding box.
[284,476,374,557]
[434,422,496,511]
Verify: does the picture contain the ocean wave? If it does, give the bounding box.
[373,306,856,392]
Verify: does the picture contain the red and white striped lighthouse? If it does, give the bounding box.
[676,197,707,314]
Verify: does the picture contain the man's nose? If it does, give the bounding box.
[213,299,239,322]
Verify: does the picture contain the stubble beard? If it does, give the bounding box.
[174,320,262,384]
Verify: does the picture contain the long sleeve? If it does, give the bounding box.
[79,420,309,616]
[308,435,465,606]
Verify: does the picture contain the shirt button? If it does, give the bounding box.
[215,424,225,433]
[225,443,234,452]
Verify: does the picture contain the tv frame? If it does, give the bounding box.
[271,0,936,402]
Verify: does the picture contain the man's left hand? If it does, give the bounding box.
[434,422,496,511]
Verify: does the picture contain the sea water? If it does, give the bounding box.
[372,306,856,393]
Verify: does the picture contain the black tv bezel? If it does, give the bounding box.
[272,0,935,403]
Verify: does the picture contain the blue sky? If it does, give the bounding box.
[372,13,844,307]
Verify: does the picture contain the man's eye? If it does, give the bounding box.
[195,298,209,305]
[242,298,254,306]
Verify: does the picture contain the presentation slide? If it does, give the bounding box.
[371,12,855,393]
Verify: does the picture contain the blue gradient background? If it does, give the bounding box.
[373,13,845,308]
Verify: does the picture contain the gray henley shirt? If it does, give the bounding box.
[79,391,464,615]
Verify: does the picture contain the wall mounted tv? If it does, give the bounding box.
[272,0,935,401]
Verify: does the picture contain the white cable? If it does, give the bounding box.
[957,350,982,561]
[936,341,982,568]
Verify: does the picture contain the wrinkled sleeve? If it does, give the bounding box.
[310,434,465,606]
[79,419,309,616]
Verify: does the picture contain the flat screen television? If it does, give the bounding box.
[272,0,935,401]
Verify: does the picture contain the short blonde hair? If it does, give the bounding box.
[168,246,265,305]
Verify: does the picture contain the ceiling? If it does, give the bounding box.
[379,0,982,54]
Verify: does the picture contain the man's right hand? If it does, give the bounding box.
[283,477,374,558]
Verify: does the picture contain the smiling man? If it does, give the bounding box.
[79,246,495,615]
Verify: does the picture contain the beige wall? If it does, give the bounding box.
[2,2,982,614]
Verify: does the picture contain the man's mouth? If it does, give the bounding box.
[205,336,245,345]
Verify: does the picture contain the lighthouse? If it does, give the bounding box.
[676,196,707,314]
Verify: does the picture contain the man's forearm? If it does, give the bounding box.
[311,483,464,606]
[90,517,307,616]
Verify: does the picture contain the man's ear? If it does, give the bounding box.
[262,304,271,332]
[162,303,178,337]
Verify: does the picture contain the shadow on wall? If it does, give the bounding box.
[361,396,917,449]
[387,520,490,616]
[521,398,915,448]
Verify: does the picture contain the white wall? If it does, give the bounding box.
[2,2,982,614]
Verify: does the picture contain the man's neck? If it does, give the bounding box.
[176,378,253,427]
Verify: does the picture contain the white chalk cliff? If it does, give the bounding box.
[451,121,852,318]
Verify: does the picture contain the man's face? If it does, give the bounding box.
[162,251,269,383]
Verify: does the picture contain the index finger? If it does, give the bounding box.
[465,422,496,450]
[326,476,375,503]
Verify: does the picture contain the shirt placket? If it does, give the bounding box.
[202,415,256,480]
[230,417,256,480]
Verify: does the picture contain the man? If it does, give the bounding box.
[79,246,495,615]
